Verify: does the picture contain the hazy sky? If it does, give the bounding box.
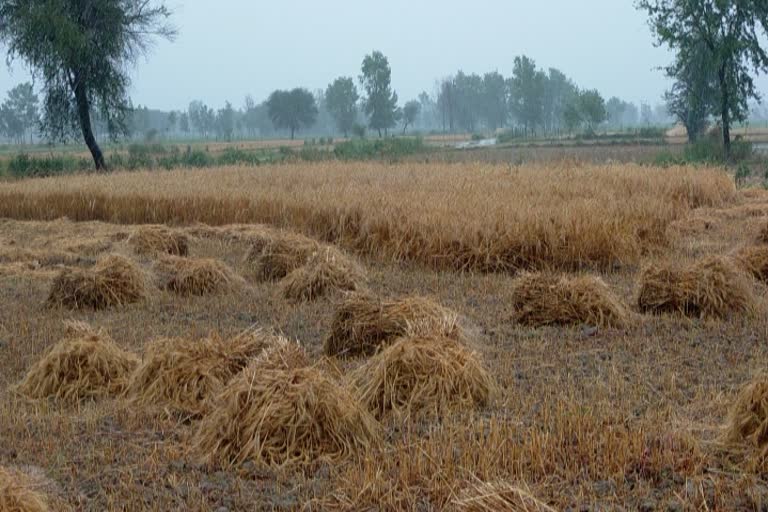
[1,0,767,111]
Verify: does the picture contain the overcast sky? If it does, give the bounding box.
[1,0,767,111]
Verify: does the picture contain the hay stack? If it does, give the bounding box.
[636,256,756,319]
[155,256,244,296]
[724,376,768,457]
[244,233,320,281]
[509,272,629,328]
[251,336,310,372]
[324,293,459,358]
[759,222,768,244]
[279,247,367,302]
[734,246,768,283]
[125,329,277,416]
[47,254,147,309]
[0,467,49,512]
[453,480,555,512]
[349,333,496,420]
[15,321,138,403]
[129,226,189,256]
[192,365,380,468]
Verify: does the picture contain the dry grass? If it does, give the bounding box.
[15,321,138,403]
[125,329,275,417]
[46,254,147,309]
[734,245,768,282]
[279,246,367,302]
[759,221,768,244]
[636,256,756,319]
[324,293,458,358]
[154,256,244,296]
[251,336,310,372]
[128,225,189,256]
[192,365,381,468]
[0,162,737,272]
[349,333,496,420]
[244,232,320,281]
[453,480,555,512]
[509,272,630,328]
[0,467,49,512]
[724,375,768,459]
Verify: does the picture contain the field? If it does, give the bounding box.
[2,160,768,510]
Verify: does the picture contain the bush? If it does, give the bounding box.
[7,153,91,178]
[333,137,427,161]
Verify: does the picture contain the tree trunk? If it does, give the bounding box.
[73,78,106,170]
[718,65,731,161]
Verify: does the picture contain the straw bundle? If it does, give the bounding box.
[125,329,276,417]
[509,272,629,328]
[244,233,320,282]
[279,247,367,302]
[636,256,756,319]
[47,254,147,309]
[724,376,768,458]
[324,293,459,358]
[0,467,49,512]
[15,321,138,403]
[192,365,381,468]
[155,256,244,296]
[734,246,768,283]
[349,333,496,420]
[453,480,555,512]
[129,226,189,256]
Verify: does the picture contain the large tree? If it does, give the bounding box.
[0,0,175,169]
[664,41,717,142]
[401,100,420,134]
[360,51,399,137]
[637,0,768,159]
[508,55,545,135]
[266,88,318,140]
[0,82,38,143]
[481,71,508,131]
[325,77,359,137]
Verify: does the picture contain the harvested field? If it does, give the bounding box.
[0,162,737,272]
[2,164,768,510]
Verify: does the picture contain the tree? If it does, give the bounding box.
[1,82,38,143]
[216,101,235,141]
[453,71,483,132]
[508,55,545,135]
[437,77,457,133]
[402,100,420,134]
[325,77,359,137]
[167,110,177,136]
[481,71,508,131]
[179,112,189,136]
[360,51,399,137]
[266,88,318,140]
[0,0,175,169]
[664,41,717,142]
[563,100,582,134]
[541,68,577,134]
[638,0,768,159]
[578,89,607,131]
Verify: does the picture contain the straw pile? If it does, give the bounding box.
[636,256,756,319]
[128,226,189,256]
[155,256,244,296]
[324,293,459,358]
[734,246,768,283]
[125,329,276,417]
[192,365,381,468]
[759,222,768,244]
[724,376,768,458]
[47,254,147,309]
[279,246,367,302]
[349,333,496,420]
[15,321,138,403]
[0,467,49,512]
[453,480,555,512]
[244,233,320,281]
[251,336,310,372]
[509,272,629,327]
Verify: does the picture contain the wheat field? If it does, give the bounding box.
[1,160,768,510]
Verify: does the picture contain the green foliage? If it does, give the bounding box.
[0,0,175,169]
[735,163,751,188]
[266,88,318,140]
[360,51,399,136]
[333,137,426,161]
[351,123,367,139]
[401,100,421,134]
[6,153,91,177]
[0,82,39,143]
[325,77,359,137]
